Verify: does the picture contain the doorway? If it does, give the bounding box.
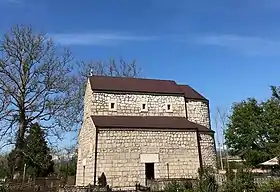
[145,163,154,185]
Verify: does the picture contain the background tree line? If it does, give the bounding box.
[0,24,141,180]
[225,87,280,168]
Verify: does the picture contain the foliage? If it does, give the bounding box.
[164,167,218,192]
[257,180,280,192]
[195,166,218,192]
[98,172,107,187]
[221,167,258,192]
[225,98,280,166]
[7,123,54,178]
[0,154,8,178]
[57,154,77,178]
[24,123,54,177]
[164,181,193,192]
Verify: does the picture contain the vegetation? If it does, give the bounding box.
[98,172,107,187]
[7,123,54,179]
[225,97,280,166]
[0,154,8,179]
[23,123,54,177]
[55,153,77,178]
[164,167,218,192]
[0,24,141,179]
[0,25,82,176]
[164,167,280,192]
[258,180,280,192]
[221,167,257,192]
[164,181,193,192]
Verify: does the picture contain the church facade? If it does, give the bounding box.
[76,76,216,189]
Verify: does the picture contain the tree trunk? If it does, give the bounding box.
[14,110,27,177]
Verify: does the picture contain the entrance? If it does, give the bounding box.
[145,163,154,185]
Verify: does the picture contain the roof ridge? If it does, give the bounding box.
[89,75,177,83]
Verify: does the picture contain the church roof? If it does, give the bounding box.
[89,76,208,101]
[177,85,207,101]
[91,116,213,133]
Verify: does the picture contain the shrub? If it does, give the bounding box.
[98,172,107,187]
[258,180,280,192]
[195,166,218,192]
[221,167,258,192]
[164,181,193,192]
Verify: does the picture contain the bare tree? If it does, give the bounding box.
[0,25,142,177]
[0,25,82,174]
[75,58,141,139]
[78,58,141,79]
[214,115,223,170]
[216,107,230,171]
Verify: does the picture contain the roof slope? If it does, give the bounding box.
[91,116,212,132]
[89,76,208,101]
[178,85,207,101]
[89,76,182,94]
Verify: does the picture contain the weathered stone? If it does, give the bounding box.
[76,79,217,189]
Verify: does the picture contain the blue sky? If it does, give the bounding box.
[1,0,280,146]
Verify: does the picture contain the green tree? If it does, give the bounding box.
[24,123,54,177]
[0,154,8,179]
[56,153,77,178]
[7,123,54,178]
[225,98,280,166]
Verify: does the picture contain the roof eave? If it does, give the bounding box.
[95,125,214,133]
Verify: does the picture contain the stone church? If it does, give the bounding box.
[76,76,216,189]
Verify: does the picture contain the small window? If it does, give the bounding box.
[166,103,173,112]
[109,100,117,111]
[141,102,148,112]
[142,103,146,109]
[110,103,115,109]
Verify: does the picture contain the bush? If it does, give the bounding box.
[195,166,218,192]
[98,172,107,187]
[221,167,258,192]
[164,181,193,192]
[258,180,280,192]
[164,167,218,192]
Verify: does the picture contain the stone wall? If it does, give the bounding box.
[76,115,96,186]
[91,92,186,117]
[96,130,200,189]
[200,133,216,168]
[76,81,216,188]
[76,80,96,186]
[186,100,210,128]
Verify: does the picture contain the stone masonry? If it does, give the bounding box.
[186,100,210,128]
[96,130,200,188]
[200,133,216,167]
[91,92,186,117]
[76,78,217,188]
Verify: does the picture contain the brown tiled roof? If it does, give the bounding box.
[89,76,208,101]
[89,76,182,94]
[178,85,208,101]
[91,116,212,133]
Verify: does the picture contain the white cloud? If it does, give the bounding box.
[50,33,157,46]
[191,34,280,56]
